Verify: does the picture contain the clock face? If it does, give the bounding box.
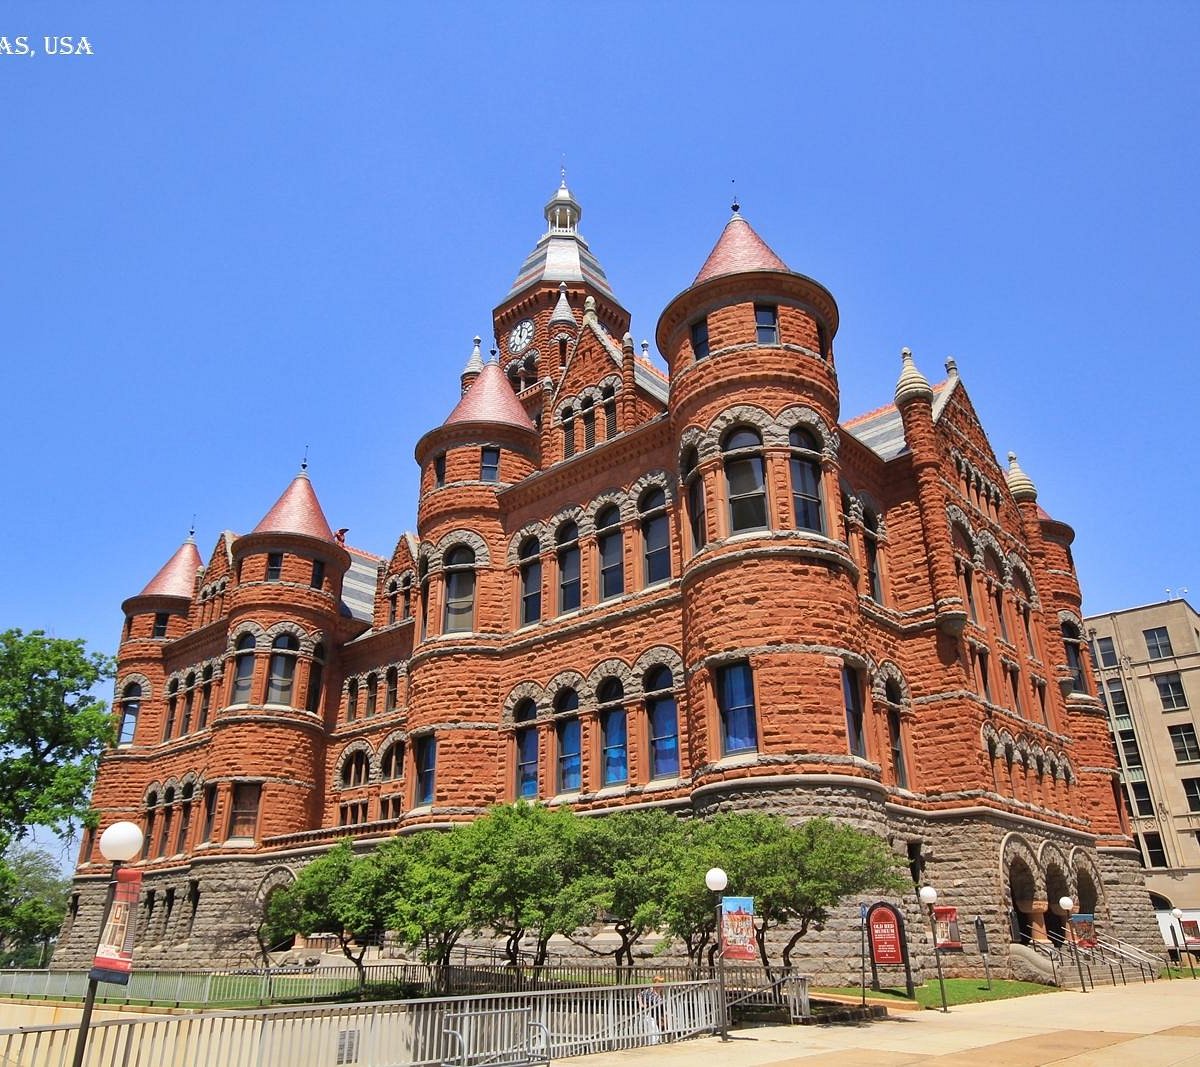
[508,318,535,354]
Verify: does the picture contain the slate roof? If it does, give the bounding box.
[252,470,335,541]
[341,547,381,622]
[444,361,536,431]
[138,537,202,598]
[843,380,955,461]
[694,213,790,285]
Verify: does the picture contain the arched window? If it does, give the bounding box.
[555,689,581,793]
[142,792,157,859]
[118,682,141,745]
[306,643,325,714]
[1013,571,1035,650]
[443,546,476,633]
[181,673,196,735]
[862,509,883,601]
[518,536,542,626]
[884,681,908,788]
[723,428,767,533]
[1062,621,1088,692]
[381,740,405,781]
[419,558,430,640]
[561,406,575,458]
[788,427,824,533]
[347,678,359,722]
[514,698,539,799]
[952,527,977,623]
[176,783,193,854]
[984,550,1008,640]
[164,679,179,740]
[365,673,378,717]
[682,447,706,553]
[341,750,370,788]
[400,574,413,619]
[645,666,679,779]
[266,635,300,705]
[387,578,399,625]
[598,678,627,786]
[581,396,596,449]
[556,521,580,613]
[199,666,213,729]
[640,488,670,585]
[602,385,617,440]
[596,505,624,600]
[842,665,867,758]
[231,634,256,704]
[158,787,175,858]
[385,667,398,713]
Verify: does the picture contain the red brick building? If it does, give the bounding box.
[58,182,1156,973]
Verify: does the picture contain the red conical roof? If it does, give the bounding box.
[693,213,790,285]
[444,362,535,431]
[252,470,335,541]
[139,537,203,598]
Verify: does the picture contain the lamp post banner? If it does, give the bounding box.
[1069,913,1096,950]
[89,868,142,985]
[867,904,904,964]
[720,896,757,961]
[932,906,962,950]
[1181,918,1200,948]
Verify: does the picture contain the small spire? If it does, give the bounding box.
[945,356,959,380]
[301,444,309,472]
[489,344,499,364]
[894,346,934,406]
[462,335,485,375]
[583,295,597,324]
[641,340,650,360]
[549,282,576,327]
[731,178,739,215]
[622,332,634,352]
[188,516,196,543]
[1006,452,1038,502]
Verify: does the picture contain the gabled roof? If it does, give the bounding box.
[340,547,380,622]
[252,469,335,541]
[138,536,202,598]
[444,361,536,431]
[693,212,790,285]
[843,380,955,461]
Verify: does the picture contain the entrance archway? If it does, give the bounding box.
[1008,856,1037,944]
[1044,864,1071,944]
[1076,868,1099,916]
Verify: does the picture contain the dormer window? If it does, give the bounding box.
[755,304,779,344]
[481,447,500,483]
[690,318,710,359]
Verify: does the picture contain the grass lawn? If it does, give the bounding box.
[813,977,1055,1009]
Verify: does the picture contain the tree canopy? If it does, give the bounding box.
[0,845,71,967]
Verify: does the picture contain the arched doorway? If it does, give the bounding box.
[1076,868,1100,916]
[1044,864,1071,944]
[1008,856,1037,944]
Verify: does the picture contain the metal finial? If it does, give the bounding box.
[490,345,498,363]
[301,444,309,472]
[560,158,567,187]
[901,347,913,360]
[189,515,196,541]
[731,178,739,215]
[641,340,650,358]
[1008,452,1018,463]
[945,356,958,377]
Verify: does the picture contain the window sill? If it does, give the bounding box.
[714,751,759,770]
[640,777,684,793]
[550,791,583,804]
[595,783,629,798]
[221,838,257,849]
[407,804,434,816]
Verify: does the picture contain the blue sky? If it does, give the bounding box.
[3,2,1198,703]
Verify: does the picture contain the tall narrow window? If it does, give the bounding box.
[176,784,193,854]
[598,678,627,786]
[365,673,378,717]
[1013,572,1035,650]
[231,633,255,704]
[434,453,446,488]
[198,668,213,730]
[158,788,174,857]
[387,578,398,625]
[201,785,217,841]
[682,447,707,553]
[480,446,500,482]
[555,690,581,794]
[640,488,670,585]
[645,666,679,779]
[142,794,157,859]
[690,318,710,359]
[723,428,767,532]
[341,750,369,787]
[415,737,436,804]
[228,782,261,839]
[1096,635,1117,667]
[561,407,575,458]
[789,427,824,533]
[181,673,196,734]
[977,648,992,702]
[381,741,405,781]
[347,678,359,722]
[754,304,779,344]
[602,385,617,440]
[518,536,542,625]
[401,574,413,619]
[385,667,399,713]
[306,644,325,713]
[596,505,624,600]
[581,397,596,449]
[419,558,430,640]
[443,546,476,632]
[266,552,284,581]
[153,612,169,638]
[556,521,581,613]
[717,661,758,755]
[984,551,1008,640]
[266,634,299,705]
[953,528,977,623]
[1107,677,1129,716]
[884,681,908,788]
[862,510,883,601]
[514,699,539,799]
[164,680,178,740]
[118,682,141,745]
[310,559,325,590]
[1061,622,1088,692]
[843,666,867,758]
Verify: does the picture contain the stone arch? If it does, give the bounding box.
[855,491,887,537]
[143,781,164,805]
[264,619,315,654]
[506,522,550,565]
[1007,554,1041,607]
[117,672,152,702]
[678,425,716,466]
[633,646,684,692]
[1070,847,1107,919]
[257,866,298,951]
[1057,608,1084,632]
[629,469,676,507]
[227,620,266,651]
[549,503,588,539]
[430,529,491,569]
[1000,832,1044,941]
[179,770,201,790]
[708,403,773,444]
[545,670,587,709]
[584,488,635,527]
[585,658,636,696]
[975,530,1009,579]
[945,504,975,543]
[775,404,838,460]
[502,681,546,726]
[871,661,910,704]
[334,739,376,789]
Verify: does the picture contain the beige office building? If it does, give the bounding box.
[1087,598,1200,949]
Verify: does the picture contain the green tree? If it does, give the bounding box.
[388,831,471,980]
[0,846,70,967]
[0,629,114,850]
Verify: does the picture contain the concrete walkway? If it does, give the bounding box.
[567,979,1200,1066]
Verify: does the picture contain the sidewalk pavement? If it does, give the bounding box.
[566,978,1200,1066]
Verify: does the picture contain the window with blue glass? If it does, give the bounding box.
[598,678,627,785]
[788,427,824,533]
[639,488,671,585]
[596,506,624,600]
[645,666,679,779]
[514,699,539,799]
[118,682,141,745]
[415,736,436,805]
[842,666,867,758]
[556,521,581,613]
[717,661,758,755]
[557,716,581,793]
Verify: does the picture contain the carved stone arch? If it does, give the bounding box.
[502,681,546,726]
[950,447,964,475]
[302,630,325,657]
[265,620,310,652]
[1039,841,1073,897]
[549,504,588,539]
[842,648,878,677]
[555,394,580,423]
[585,658,636,696]
[1057,608,1084,632]
[1029,743,1046,774]
[945,504,975,545]
[545,670,588,710]
[1000,831,1045,898]
[200,655,224,681]
[1007,554,1040,607]
[198,585,211,602]
[584,488,635,528]
[256,865,296,904]
[775,404,837,459]
[629,469,676,508]
[227,620,267,651]
[1015,738,1031,763]
[597,372,622,393]
[377,727,409,756]
[1059,757,1075,785]
[708,404,773,445]
[218,577,228,592]
[633,646,684,692]
[143,781,164,804]
[507,522,550,565]
[976,530,1009,580]
[678,425,717,466]
[872,661,910,704]
[179,770,200,789]
[1069,846,1108,917]
[164,669,187,692]
[431,528,491,569]
[980,722,1000,750]
[578,384,605,406]
[334,739,377,789]
[161,775,181,795]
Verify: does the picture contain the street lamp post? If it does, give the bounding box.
[1058,896,1088,992]
[705,867,729,1041]
[917,885,948,1012]
[1172,907,1196,979]
[71,821,144,1067]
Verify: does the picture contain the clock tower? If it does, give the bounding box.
[493,177,630,394]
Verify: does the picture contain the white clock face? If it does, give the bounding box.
[508,319,535,354]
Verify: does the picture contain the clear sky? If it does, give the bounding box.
[3,2,1198,697]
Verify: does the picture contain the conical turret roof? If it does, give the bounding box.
[693,209,790,285]
[139,535,202,598]
[252,469,335,541]
[444,361,536,432]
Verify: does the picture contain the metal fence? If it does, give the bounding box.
[0,979,720,1067]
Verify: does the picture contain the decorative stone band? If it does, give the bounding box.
[680,538,858,587]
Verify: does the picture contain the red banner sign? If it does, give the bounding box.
[90,868,142,985]
[868,904,904,965]
[933,906,962,951]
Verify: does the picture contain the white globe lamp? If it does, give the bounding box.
[99,821,144,863]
